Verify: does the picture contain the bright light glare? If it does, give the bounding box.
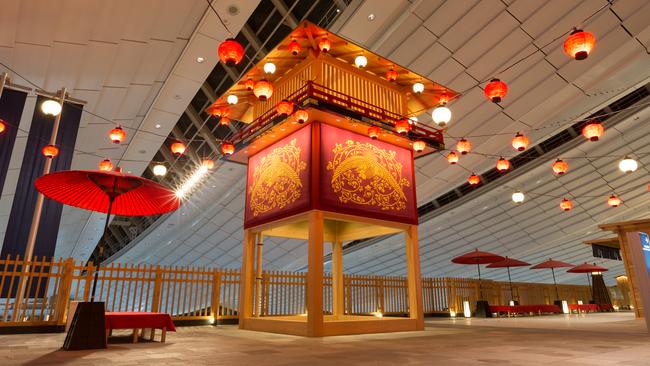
[175,165,209,198]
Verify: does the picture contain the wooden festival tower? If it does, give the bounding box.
[217,21,458,336]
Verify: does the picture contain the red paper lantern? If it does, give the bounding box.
[564,29,595,60]
[484,78,508,103]
[287,40,301,55]
[253,79,273,101]
[447,151,459,164]
[218,38,244,66]
[221,142,235,156]
[276,100,294,115]
[413,140,426,153]
[98,158,113,171]
[607,194,621,207]
[395,119,410,135]
[496,157,510,172]
[468,173,480,185]
[386,68,398,82]
[42,144,59,158]
[512,132,529,151]
[171,141,186,156]
[552,159,568,175]
[202,158,214,170]
[245,78,255,91]
[582,121,604,141]
[206,104,228,117]
[318,37,331,53]
[294,109,308,124]
[219,116,231,126]
[0,119,5,134]
[560,198,573,211]
[456,138,471,155]
[368,126,381,140]
[109,126,126,144]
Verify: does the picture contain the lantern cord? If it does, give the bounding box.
[204,0,233,37]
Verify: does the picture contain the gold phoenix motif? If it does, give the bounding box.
[327,140,410,211]
[249,139,307,217]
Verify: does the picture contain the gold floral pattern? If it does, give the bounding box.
[326,140,409,211]
[249,139,307,217]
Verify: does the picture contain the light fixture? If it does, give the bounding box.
[263,62,276,74]
[512,191,525,204]
[564,28,596,60]
[432,104,451,128]
[154,124,161,129]
[408,116,418,125]
[412,82,424,94]
[395,119,410,135]
[201,158,215,170]
[368,126,381,140]
[253,79,274,101]
[468,173,480,185]
[227,94,238,105]
[196,56,205,63]
[287,40,301,55]
[560,198,573,211]
[552,159,568,175]
[206,104,227,117]
[512,132,529,151]
[386,68,398,82]
[218,116,230,127]
[355,55,368,68]
[456,138,471,155]
[109,126,126,144]
[218,38,244,66]
[41,144,59,158]
[221,142,235,156]
[581,121,604,141]
[367,13,375,21]
[41,100,62,116]
[413,140,426,153]
[175,164,210,199]
[171,141,186,156]
[446,151,459,164]
[153,164,167,176]
[276,100,294,115]
[0,119,5,134]
[484,78,508,103]
[294,109,309,124]
[318,37,331,53]
[608,194,621,207]
[98,158,113,171]
[618,156,638,173]
[496,157,510,172]
[245,78,255,91]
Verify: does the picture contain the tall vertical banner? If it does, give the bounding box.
[0,88,28,195]
[625,231,650,333]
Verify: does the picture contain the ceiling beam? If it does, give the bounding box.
[185,105,221,152]
[270,0,299,28]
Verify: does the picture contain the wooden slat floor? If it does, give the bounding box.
[0,313,648,365]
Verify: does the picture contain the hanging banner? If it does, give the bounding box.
[0,88,28,196]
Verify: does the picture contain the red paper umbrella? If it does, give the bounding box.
[452,249,504,299]
[531,258,574,300]
[568,263,608,302]
[35,169,180,301]
[487,257,530,302]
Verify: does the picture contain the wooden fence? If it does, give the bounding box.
[0,256,604,327]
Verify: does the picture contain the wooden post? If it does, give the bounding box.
[306,211,324,336]
[254,233,264,317]
[55,258,74,325]
[331,239,344,318]
[405,225,424,330]
[211,268,221,320]
[151,265,162,313]
[617,232,643,318]
[239,229,256,328]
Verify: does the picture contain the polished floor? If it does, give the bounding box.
[1,313,648,365]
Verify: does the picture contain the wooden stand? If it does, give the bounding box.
[63,302,107,350]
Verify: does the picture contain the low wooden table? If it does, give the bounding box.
[105,312,176,343]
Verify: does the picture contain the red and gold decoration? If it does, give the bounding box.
[467,173,480,185]
[496,157,510,172]
[395,119,410,135]
[318,37,331,53]
[287,39,301,55]
[218,38,244,66]
[484,78,508,103]
[98,158,113,171]
[582,121,604,141]
[276,100,294,115]
[219,116,231,126]
[253,79,274,101]
[608,194,621,207]
[386,68,398,82]
[293,109,308,124]
[560,198,573,211]
[564,29,596,60]
[368,125,381,140]
[207,104,229,117]
[42,144,59,158]
[512,132,529,151]
[447,151,459,164]
[109,126,126,144]
[221,142,235,156]
[456,138,471,155]
[413,140,425,153]
[552,159,568,175]
[171,141,186,156]
[245,78,255,91]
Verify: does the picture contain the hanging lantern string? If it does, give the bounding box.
[204,0,234,37]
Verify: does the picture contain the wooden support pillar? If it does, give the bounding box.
[331,239,344,318]
[617,232,643,318]
[239,229,256,328]
[405,225,424,330]
[255,233,264,317]
[306,211,324,336]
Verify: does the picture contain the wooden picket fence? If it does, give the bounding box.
[0,256,600,327]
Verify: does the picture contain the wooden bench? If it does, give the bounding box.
[105,312,175,343]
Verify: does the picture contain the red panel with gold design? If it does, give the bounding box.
[318,123,418,225]
[244,125,311,228]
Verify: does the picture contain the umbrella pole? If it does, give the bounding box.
[477,262,483,300]
[551,267,559,300]
[587,273,593,302]
[507,266,514,303]
[90,197,114,302]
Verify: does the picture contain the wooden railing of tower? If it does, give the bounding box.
[1,256,605,328]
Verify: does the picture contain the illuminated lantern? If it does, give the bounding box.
[484,78,508,103]
[202,158,215,170]
[456,138,471,155]
[221,142,235,156]
[447,151,459,164]
[206,104,228,117]
[99,158,113,171]
[412,82,424,94]
[288,40,301,55]
[41,100,62,116]
[109,126,126,144]
[608,194,621,207]
[468,173,480,185]
[318,37,331,53]
[512,191,525,204]
[245,78,255,91]
[218,38,244,66]
[354,55,368,68]
[263,62,276,74]
[152,164,167,177]
[276,100,294,115]
[496,157,510,172]
[294,109,308,124]
[560,198,573,211]
[386,68,398,82]
[219,116,230,126]
[582,121,604,141]
[512,132,529,151]
[432,104,451,128]
[227,94,238,105]
[368,125,381,140]
[253,79,273,101]
[395,119,410,135]
[171,141,186,156]
[619,156,638,173]
[413,140,426,153]
[0,119,5,134]
[42,144,59,158]
[564,29,596,60]
[552,159,568,175]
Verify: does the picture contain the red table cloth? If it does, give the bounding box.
[105,312,176,331]
[489,305,562,314]
[567,304,599,312]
